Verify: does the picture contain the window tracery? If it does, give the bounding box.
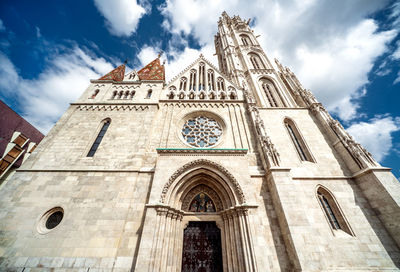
[260,78,285,107]
[249,53,265,69]
[182,116,222,148]
[240,34,252,46]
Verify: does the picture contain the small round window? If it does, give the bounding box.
[37,207,64,234]
[182,116,222,147]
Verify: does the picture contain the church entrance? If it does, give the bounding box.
[181,221,223,272]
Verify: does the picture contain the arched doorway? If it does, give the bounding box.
[182,221,223,272]
[143,159,258,272]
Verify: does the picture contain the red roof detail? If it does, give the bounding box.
[98,64,126,81]
[137,58,165,81]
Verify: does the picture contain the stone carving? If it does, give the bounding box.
[329,120,377,168]
[160,159,245,204]
[247,103,281,167]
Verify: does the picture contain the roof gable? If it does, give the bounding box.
[98,64,126,82]
[137,58,165,81]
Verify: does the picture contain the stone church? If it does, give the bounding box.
[1,12,400,272]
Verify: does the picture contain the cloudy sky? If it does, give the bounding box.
[0,0,399,177]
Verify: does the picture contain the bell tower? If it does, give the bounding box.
[215,12,297,108]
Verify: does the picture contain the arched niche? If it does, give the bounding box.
[160,159,245,210]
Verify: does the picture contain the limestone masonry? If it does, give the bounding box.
[0,12,399,272]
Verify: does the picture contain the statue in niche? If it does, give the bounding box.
[188,192,216,212]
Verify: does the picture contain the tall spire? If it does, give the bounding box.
[98,63,126,82]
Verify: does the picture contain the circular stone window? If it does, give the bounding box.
[182,116,222,148]
[37,207,64,234]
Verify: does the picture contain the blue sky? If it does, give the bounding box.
[0,0,399,177]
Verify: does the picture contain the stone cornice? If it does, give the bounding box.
[90,79,164,84]
[156,148,248,156]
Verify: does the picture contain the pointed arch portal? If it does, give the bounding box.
[141,159,258,272]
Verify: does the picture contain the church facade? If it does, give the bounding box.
[0,12,400,271]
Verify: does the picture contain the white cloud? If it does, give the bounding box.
[0,52,19,94]
[346,115,400,161]
[0,48,114,133]
[137,43,215,81]
[0,19,5,32]
[160,0,397,121]
[93,0,147,36]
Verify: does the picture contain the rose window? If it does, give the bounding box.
[182,116,222,147]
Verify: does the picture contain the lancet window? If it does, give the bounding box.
[207,69,215,91]
[260,78,284,107]
[179,77,187,91]
[317,186,354,236]
[249,53,265,69]
[199,62,206,91]
[217,77,225,91]
[284,118,314,162]
[87,119,110,157]
[189,69,197,91]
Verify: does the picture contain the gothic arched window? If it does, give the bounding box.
[260,78,285,107]
[248,53,265,69]
[317,186,354,236]
[179,77,187,91]
[217,77,225,92]
[199,62,206,91]
[189,69,197,91]
[87,119,110,157]
[284,118,314,162]
[240,34,252,46]
[207,69,215,91]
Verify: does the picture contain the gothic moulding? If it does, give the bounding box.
[160,158,246,207]
[76,105,149,111]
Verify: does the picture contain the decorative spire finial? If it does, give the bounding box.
[158,50,164,58]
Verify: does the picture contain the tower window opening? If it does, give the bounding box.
[124,91,130,99]
[87,120,110,157]
[262,84,278,107]
[130,91,136,99]
[90,89,99,99]
[240,34,252,46]
[146,89,152,99]
[118,91,123,99]
[249,53,265,69]
[111,91,117,99]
